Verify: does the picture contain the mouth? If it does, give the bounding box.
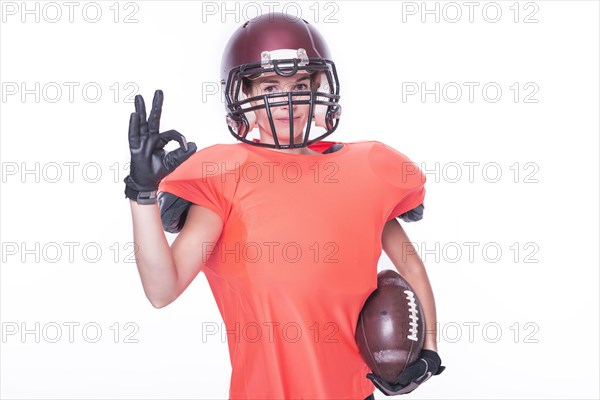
[274,116,301,123]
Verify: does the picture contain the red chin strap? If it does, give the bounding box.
[250,138,339,153]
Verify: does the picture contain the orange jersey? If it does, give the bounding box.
[158,140,426,400]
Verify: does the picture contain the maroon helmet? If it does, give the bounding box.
[220,13,341,149]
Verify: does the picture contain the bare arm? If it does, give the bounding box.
[129,200,223,308]
[381,218,438,352]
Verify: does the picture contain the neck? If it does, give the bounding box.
[257,131,320,155]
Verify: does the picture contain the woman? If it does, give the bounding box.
[124,13,444,400]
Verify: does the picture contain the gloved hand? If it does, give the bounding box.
[366,349,445,396]
[124,89,196,204]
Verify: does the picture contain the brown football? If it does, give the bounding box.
[355,269,425,384]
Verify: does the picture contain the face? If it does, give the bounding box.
[245,72,314,146]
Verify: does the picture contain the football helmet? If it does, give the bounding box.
[220,13,341,149]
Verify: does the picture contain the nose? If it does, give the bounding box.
[278,92,296,111]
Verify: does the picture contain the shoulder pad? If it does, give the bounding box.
[158,191,192,233]
[397,203,424,223]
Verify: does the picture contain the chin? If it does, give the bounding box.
[273,134,307,143]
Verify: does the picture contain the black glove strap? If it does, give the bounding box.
[124,185,157,205]
[366,349,446,396]
[422,349,445,376]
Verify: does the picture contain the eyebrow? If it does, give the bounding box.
[259,77,311,85]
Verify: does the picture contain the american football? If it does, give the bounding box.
[355,269,425,384]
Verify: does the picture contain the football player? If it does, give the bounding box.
[124,13,444,399]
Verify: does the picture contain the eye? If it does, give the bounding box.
[293,83,309,91]
[262,85,278,94]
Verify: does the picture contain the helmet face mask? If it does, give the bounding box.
[221,14,341,149]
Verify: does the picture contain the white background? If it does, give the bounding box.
[1,1,599,399]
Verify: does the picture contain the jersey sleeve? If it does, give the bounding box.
[368,142,426,222]
[157,144,241,223]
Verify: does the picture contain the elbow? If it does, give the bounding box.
[148,295,174,309]
[142,279,180,309]
[150,300,169,309]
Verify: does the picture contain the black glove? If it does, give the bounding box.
[366,349,445,396]
[124,90,196,204]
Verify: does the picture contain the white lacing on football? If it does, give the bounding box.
[404,290,419,341]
